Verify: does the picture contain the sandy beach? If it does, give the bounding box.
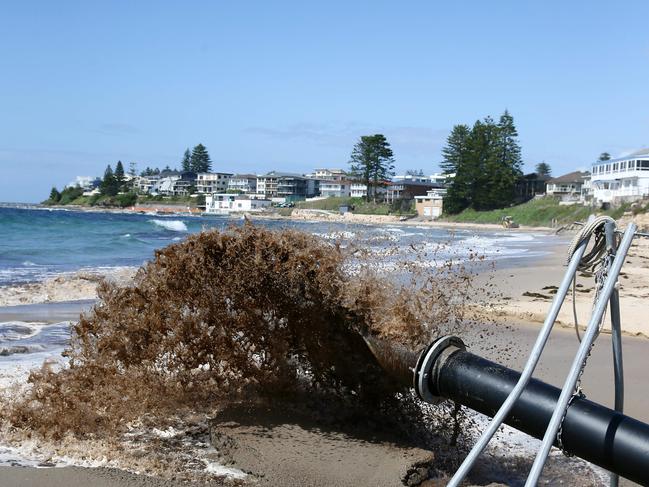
[0,219,647,486]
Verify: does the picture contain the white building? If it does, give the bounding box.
[196,172,233,194]
[205,193,271,213]
[311,168,347,181]
[350,183,388,199]
[228,174,258,193]
[320,180,352,198]
[591,149,649,204]
[66,176,97,190]
[546,171,590,203]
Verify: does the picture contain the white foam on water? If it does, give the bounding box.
[149,219,188,232]
[204,461,247,479]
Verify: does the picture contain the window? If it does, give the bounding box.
[630,160,636,170]
[613,163,619,172]
[639,160,649,170]
[621,161,627,171]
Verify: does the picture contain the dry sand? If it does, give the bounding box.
[486,231,649,338]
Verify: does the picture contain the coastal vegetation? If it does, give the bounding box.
[442,197,630,227]
[441,110,523,214]
[348,134,395,202]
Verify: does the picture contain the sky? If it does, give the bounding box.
[1,1,648,203]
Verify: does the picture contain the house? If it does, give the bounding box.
[590,149,649,204]
[66,176,100,190]
[415,189,446,219]
[228,174,258,193]
[153,171,197,196]
[546,171,590,202]
[320,180,352,198]
[515,173,550,203]
[385,181,443,205]
[205,193,271,213]
[310,168,347,181]
[257,171,315,201]
[196,172,233,194]
[349,182,388,199]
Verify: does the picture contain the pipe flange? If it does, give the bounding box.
[414,335,466,404]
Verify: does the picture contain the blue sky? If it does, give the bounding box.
[1,1,648,203]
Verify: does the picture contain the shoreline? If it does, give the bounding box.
[14,202,557,233]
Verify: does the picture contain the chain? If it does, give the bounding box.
[557,249,614,454]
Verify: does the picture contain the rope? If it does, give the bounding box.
[566,216,617,341]
[558,216,617,452]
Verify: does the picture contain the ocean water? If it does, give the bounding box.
[0,206,557,286]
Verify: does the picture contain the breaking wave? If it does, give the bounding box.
[149,219,188,232]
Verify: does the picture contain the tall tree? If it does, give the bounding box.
[349,134,395,202]
[443,111,523,214]
[535,162,552,176]
[128,162,137,177]
[114,160,125,187]
[598,152,611,162]
[49,187,61,203]
[181,149,192,172]
[100,165,119,196]
[190,144,212,173]
[440,124,473,213]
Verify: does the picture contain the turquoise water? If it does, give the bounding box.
[0,206,555,286]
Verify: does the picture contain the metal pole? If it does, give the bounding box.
[525,223,637,486]
[605,221,624,487]
[445,235,592,487]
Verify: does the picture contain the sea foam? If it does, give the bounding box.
[150,219,188,232]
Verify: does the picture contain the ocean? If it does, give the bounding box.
[0,206,555,286]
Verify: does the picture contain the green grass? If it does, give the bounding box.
[442,198,631,227]
[296,197,415,216]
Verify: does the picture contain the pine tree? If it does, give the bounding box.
[440,124,472,214]
[349,134,395,202]
[535,162,552,176]
[100,165,119,196]
[114,160,125,187]
[49,187,61,203]
[181,148,192,172]
[128,162,137,177]
[442,111,523,213]
[190,144,212,173]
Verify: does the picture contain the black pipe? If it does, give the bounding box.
[432,348,649,486]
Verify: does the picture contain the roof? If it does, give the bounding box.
[627,148,649,157]
[547,171,590,184]
[259,171,306,179]
[388,180,444,188]
[231,173,257,179]
[595,148,649,164]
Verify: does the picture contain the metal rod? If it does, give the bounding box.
[445,234,592,487]
[605,221,624,487]
[432,348,649,486]
[525,223,637,486]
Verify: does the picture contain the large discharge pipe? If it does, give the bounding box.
[406,337,649,486]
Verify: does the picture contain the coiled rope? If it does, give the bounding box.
[566,215,617,342]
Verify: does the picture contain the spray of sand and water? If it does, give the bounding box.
[0,223,495,482]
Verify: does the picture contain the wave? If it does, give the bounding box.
[149,219,188,232]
